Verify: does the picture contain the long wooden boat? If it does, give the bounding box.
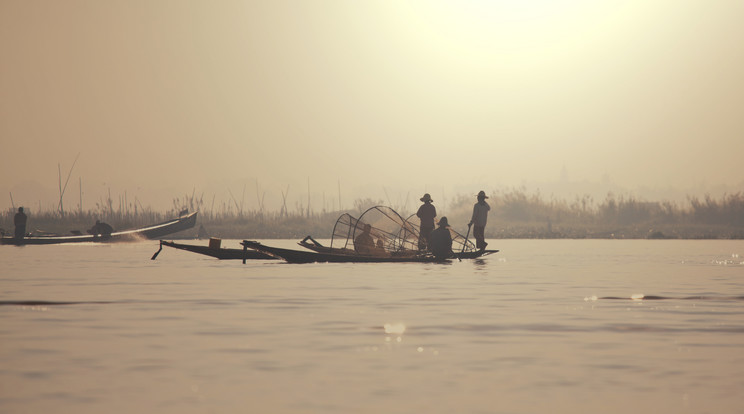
[1,211,198,245]
[455,249,499,259]
[298,235,499,260]
[297,206,498,261]
[151,239,275,260]
[242,240,453,263]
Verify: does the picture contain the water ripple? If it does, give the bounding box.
[597,295,744,301]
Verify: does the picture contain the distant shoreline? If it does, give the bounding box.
[3,216,741,241]
[4,190,743,240]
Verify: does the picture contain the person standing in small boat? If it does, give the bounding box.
[416,193,436,250]
[14,207,27,240]
[429,217,453,260]
[469,191,491,251]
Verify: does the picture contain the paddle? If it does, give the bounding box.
[150,240,164,260]
[459,223,472,262]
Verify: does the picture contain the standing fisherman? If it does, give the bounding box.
[416,193,436,250]
[14,207,27,240]
[469,191,490,250]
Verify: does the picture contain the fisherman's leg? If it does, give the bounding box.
[474,226,486,250]
[419,227,432,250]
[418,238,427,250]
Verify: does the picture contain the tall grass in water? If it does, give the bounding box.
[2,190,743,239]
[444,189,744,239]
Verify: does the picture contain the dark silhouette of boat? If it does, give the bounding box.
[1,211,197,245]
[298,235,498,260]
[240,206,498,263]
[146,206,498,263]
[295,206,497,260]
[241,240,451,263]
[151,239,275,260]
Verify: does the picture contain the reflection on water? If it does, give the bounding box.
[592,295,744,301]
[1,239,743,414]
[383,323,406,335]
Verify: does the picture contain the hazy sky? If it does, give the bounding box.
[2,1,743,213]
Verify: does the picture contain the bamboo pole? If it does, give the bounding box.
[57,153,80,217]
[307,177,310,218]
[58,163,63,216]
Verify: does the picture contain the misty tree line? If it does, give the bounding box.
[3,189,744,239]
[443,188,744,239]
[473,189,744,226]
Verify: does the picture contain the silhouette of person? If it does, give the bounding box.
[88,220,113,236]
[354,223,375,254]
[372,238,389,256]
[429,216,453,260]
[416,193,436,250]
[14,207,27,240]
[469,191,491,250]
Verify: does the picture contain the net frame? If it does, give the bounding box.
[404,214,477,253]
[339,206,420,256]
[329,213,359,250]
[327,206,476,256]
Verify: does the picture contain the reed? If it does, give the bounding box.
[3,190,744,239]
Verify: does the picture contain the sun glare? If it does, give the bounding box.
[395,0,600,53]
[381,0,622,90]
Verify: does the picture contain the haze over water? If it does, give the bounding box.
[2,1,743,212]
[2,239,743,413]
[2,2,744,412]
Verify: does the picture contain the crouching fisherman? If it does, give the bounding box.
[88,220,113,237]
[429,217,453,260]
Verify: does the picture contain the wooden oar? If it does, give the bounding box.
[459,223,472,262]
[151,240,164,260]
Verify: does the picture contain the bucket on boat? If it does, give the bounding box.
[209,237,221,249]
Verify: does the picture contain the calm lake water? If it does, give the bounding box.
[1,239,743,414]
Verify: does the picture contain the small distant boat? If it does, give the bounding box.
[1,211,198,245]
[151,239,275,260]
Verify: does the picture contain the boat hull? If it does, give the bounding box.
[298,236,498,260]
[1,212,198,245]
[243,240,450,263]
[158,240,275,260]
